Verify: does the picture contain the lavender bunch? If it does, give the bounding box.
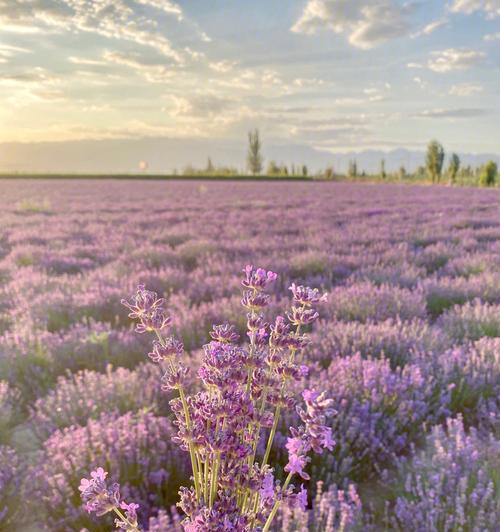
[389,416,499,531]
[82,267,331,530]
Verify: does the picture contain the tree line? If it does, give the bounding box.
[177,131,498,187]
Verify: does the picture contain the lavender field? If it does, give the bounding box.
[1,179,499,531]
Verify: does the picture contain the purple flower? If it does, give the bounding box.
[260,473,275,500]
[297,485,308,511]
[241,265,277,291]
[210,323,240,344]
[289,284,328,306]
[79,467,121,516]
[285,454,310,480]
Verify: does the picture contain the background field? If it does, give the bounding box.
[0,180,499,530]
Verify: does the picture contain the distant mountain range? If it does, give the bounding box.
[1,137,499,174]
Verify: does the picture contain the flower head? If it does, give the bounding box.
[79,468,120,516]
[289,284,328,306]
[242,265,277,291]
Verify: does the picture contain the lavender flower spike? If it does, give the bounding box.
[79,468,140,530]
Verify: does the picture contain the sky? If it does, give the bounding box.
[0,0,499,173]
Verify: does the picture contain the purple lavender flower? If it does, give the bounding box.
[289,284,328,307]
[79,467,121,516]
[209,323,240,344]
[390,416,498,531]
[241,265,277,291]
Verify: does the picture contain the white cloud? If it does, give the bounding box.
[450,0,500,19]
[209,61,237,73]
[169,93,236,117]
[103,50,174,83]
[415,107,486,118]
[133,0,183,19]
[0,43,30,63]
[0,0,184,62]
[411,19,448,38]
[293,78,325,87]
[69,56,107,66]
[0,67,65,106]
[413,77,428,89]
[484,31,500,40]
[407,62,423,68]
[428,48,485,72]
[291,0,412,49]
[449,83,483,96]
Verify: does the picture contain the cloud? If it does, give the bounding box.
[428,48,485,72]
[103,50,174,83]
[169,93,237,118]
[411,19,448,38]
[407,62,423,68]
[69,56,107,66]
[0,67,65,106]
[290,124,370,142]
[291,0,412,49]
[450,0,500,19]
[133,0,183,19]
[0,0,184,61]
[415,108,487,119]
[293,77,325,87]
[209,61,237,73]
[484,31,500,41]
[449,83,483,96]
[413,76,428,89]
[0,67,60,87]
[0,43,30,63]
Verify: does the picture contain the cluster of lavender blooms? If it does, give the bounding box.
[34,411,188,530]
[388,416,499,531]
[276,481,362,532]
[31,363,163,439]
[278,353,450,486]
[311,318,450,369]
[438,299,500,341]
[324,281,427,323]
[0,446,21,528]
[414,337,500,430]
[422,273,500,317]
[0,320,152,402]
[80,267,331,530]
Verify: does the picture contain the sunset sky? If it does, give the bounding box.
[0,0,499,172]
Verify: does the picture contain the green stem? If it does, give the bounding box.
[261,405,281,469]
[113,507,140,532]
[262,473,293,532]
[154,329,201,501]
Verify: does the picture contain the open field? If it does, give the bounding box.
[1,180,499,531]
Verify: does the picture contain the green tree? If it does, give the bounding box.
[247,129,263,175]
[302,165,308,177]
[348,159,357,178]
[380,159,386,180]
[448,153,460,184]
[266,160,280,176]
[280,164,288,176]
[479,160,497,187]
[426,140,445,184]
[206,157,214,174]
[324,166,334,180]
[399,166,407,180]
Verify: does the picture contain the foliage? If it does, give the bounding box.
[425,140,445,184]
[247,129,263,175]
[479,160,497,187]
